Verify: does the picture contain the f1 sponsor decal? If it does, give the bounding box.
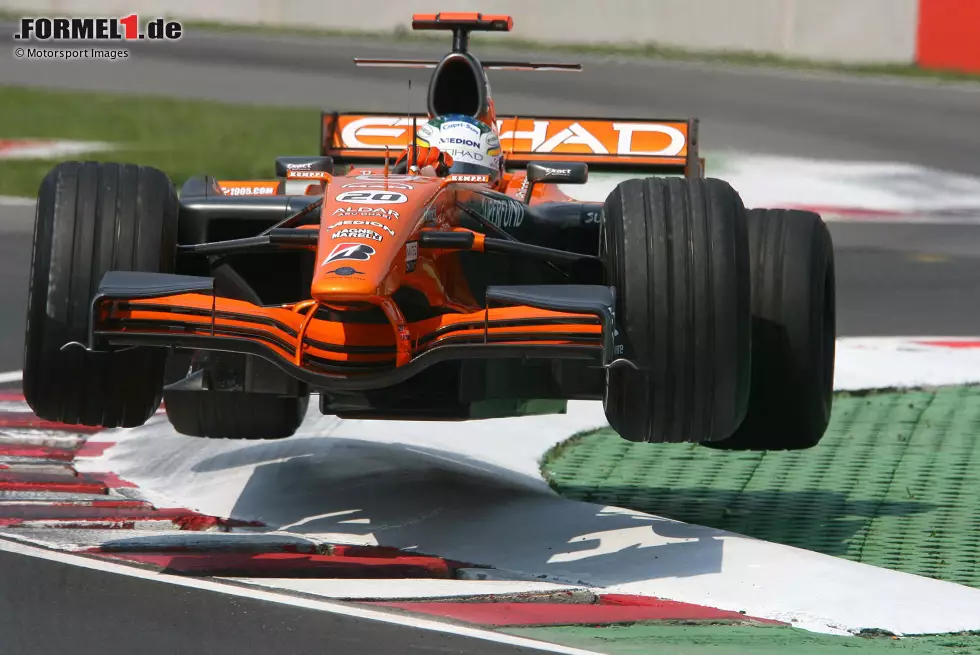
[540,166,572,176]
[517,174,531,201]
[332,228,383,242]
[342,182,414,190]
[448,174,490,183]
[444,148,484,163]
[221,184,277,196]
[476,197,524,228]
[335,190,407,204]
[340,117,431,149]
[323,266,364,277]
[486,133,502,156]
[286,170,331,180]
[496,119,687,157]
[406,241,419,273]
[442,137,480,148]
[442,121,480,136]
[333,206,400,220]
[334,115,687,158]
[415,123,436,147]
[326,220,395,236]
[286,161,314,170]
[322,243,376,266]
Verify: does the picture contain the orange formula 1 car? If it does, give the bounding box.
[24,13,835,450]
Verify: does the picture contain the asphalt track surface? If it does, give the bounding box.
[1,25,980,655]
[0,549,544,655]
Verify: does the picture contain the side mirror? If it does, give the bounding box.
[275,156,334,177]
[522,162,588,201]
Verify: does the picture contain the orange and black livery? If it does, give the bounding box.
[24,13,836,451]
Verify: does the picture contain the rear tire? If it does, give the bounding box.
[23,162,177,427]
[164,390,309,440]
[707,209,836,450]
[601,177,751,443]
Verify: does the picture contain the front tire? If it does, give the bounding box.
[601,177,751,444]
[23,162,178,428]
[707,209,836,450]
[164,390,309,439]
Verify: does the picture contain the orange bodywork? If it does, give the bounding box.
[96,166,605,384]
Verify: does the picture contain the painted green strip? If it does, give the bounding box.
[506,624,980,655]
[542,386,980,587]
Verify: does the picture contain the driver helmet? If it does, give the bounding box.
[416,114,502,185]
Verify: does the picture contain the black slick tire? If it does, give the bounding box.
[707,209,836,451]
[23,161,178,428]
[164,391,309,439]
[601,177,751,444]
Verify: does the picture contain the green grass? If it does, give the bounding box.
[0,86,320,197]
[508,624,980,655]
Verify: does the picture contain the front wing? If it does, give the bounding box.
[84,272,618,391]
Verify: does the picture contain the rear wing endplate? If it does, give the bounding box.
[320,112,703,177]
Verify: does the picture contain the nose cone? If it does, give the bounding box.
[314,242,386,299]
[311,175,440,301]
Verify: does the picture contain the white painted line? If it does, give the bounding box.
[230,577,589,601]
[0,538,603,655]
[835,337,980,389]
[0,432,83,447]
[0,139,113,160]
[0,196,34,207]
[0,401,32,412]
[0,370,23,384]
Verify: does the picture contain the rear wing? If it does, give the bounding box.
[320,112,703,177]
